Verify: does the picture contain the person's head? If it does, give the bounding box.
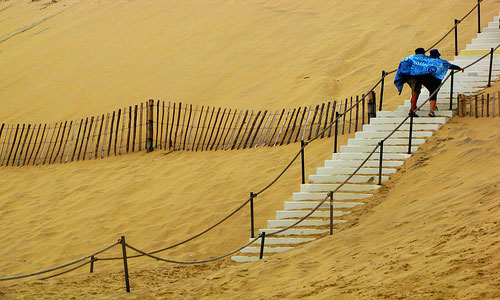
[429,49,441,58]
[415,47,426,55]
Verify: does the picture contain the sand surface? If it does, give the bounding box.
[1,0,500,299]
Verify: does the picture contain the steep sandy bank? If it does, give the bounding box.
[2,113,499,300]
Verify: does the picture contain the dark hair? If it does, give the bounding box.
[415,48,426,55]
[429,49,441,58]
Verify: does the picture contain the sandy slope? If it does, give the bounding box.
[1,0,498,123]
[1,0,500,299]
[2,114,499,300]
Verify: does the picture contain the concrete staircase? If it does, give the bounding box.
[231,12,500,263]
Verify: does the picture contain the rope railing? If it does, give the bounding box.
[0,1,493,287]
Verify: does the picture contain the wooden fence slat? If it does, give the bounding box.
[114,109,121,155]
[300,106,312,142]
[200,106,215,151]
[362,94,366,125]
[178,103,187,150]
[132,105,138,152]
[231,110,248,150]
[268,109,285,146]
[139,103,144,151]
[65,121,76,163]
[491,93,496,117]
[355,96,359,132]
[30,123,43,165]
[3,125,15,166]
[53,121,67,163]
[206,107,221,151]
[88,117,98,160]
[191,106,204,151]
[497,91,500,117]
[44,123,60,165]
[475,95,478,118]
[37,124,52,165]
[273,109,290,147]
[209,107,224,150]
[223,109,240,150]
[284,107,299,144]
[342,98,347,134]
[16,124,29,166]
[280,108,295,146]
[23,124,36,166]
[95,115,104,158]
[307,105,319,140]
[82,117,94,161]
[172,102,182,150]
[321,104,329,139]
[155,100,159,149]
[315,103,325,138]
[126,107,132,153]
[211,107,227,150]
[11,124,25,166]
[47,122,60,164]
[101,113,110,158]
[0,124,4,161]
[348,97,353,133]
[76,119,88,161]
[254,110,272,148]
[0,124,9,166]
[237,110,253,150]
[168,102,175,150]
[6,124,20,166]
[187,105,199,150]
[486,94,489,117]
[183,104,193,150]
[481,95,484,117]
[243,110,261,149]
[107,112,115,157]
[160,101,165,150]
[261,111,278,147]
[294,107,307,143]
[195,105,209,151]
[249,110,267,148]
[328,101,337,137]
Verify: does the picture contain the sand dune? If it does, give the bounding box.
[1,0,500,299]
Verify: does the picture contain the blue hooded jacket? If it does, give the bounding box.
[394,54,452,93]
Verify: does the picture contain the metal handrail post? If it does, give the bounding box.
[334,112,339,153]
[477,0,481,33]
[454,19,459,56]
[488,48,494,87]
[450,71,454,110]
[379,71,386,111]
[259,232,266,259]
[301,140,306,184]
[378,141,384,185]
[250,192,256,238]
[329,192,334,235]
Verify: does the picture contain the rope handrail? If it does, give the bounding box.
[0,2,492,280]
[0,241,119,281]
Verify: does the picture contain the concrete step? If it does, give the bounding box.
[316,166,396,176]
[347,138,425,146]
[378,110,454,118]
[477,32,500,39]
[276,210,349,219]
[309,174,389,184]
[292,192,373,201]
[267,219,346,228]
[471,37,500,44]
[483,27,500,33]
[249,237,317,245]
[355,130,433,139]
[241,246,293,254]
[324,159,404,168]
[340,145,419,153]
[466,43,500,50]
[363,124,440,131]
[332,152,411,160]
[300,183,381,192]
[487,21,500,28]
[284,201,363,210]
[370,117,447,124]
[259,228,330,236]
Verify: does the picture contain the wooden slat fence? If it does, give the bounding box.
[458,92,500,118]
[0,96,371,166]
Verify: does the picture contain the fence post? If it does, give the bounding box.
[147,100,154,152]
[334,112,339,153]
[120,236,131,293]
[329,191,334,235]
[250,192,256,238]
[90,256,95,273]
[367,91,376,122]
[454,19,459,56]
[488,48,494,87]
[378,140,384,185]
[408,112,414,154]
[477,0,481,33]
[450,71,455,110]
[379,71,386,111]
[259,232,266,260]
[300,140,306,184]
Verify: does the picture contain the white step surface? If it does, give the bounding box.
[292,192,373,201]
[377,110,453,118]
[300,183,381,192]
[276,210,349,219]
[231,256,264,262]
[348,138,425,146]
[363,124,440,131]
[324,159,404,168]
[249,237,317,245]
[267,219,346,228]
[332,152,411,160]
[355,130,434,138]
[316,166,396,176]
[309,174,389,184]
[241,246,293,254]
[284,201,363,210]
[340,145,419,153]
[259,228,330,236]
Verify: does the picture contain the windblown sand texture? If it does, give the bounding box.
[1,0,500,299]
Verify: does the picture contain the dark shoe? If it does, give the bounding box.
[428,111,436,117]
[409,111,419,117]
